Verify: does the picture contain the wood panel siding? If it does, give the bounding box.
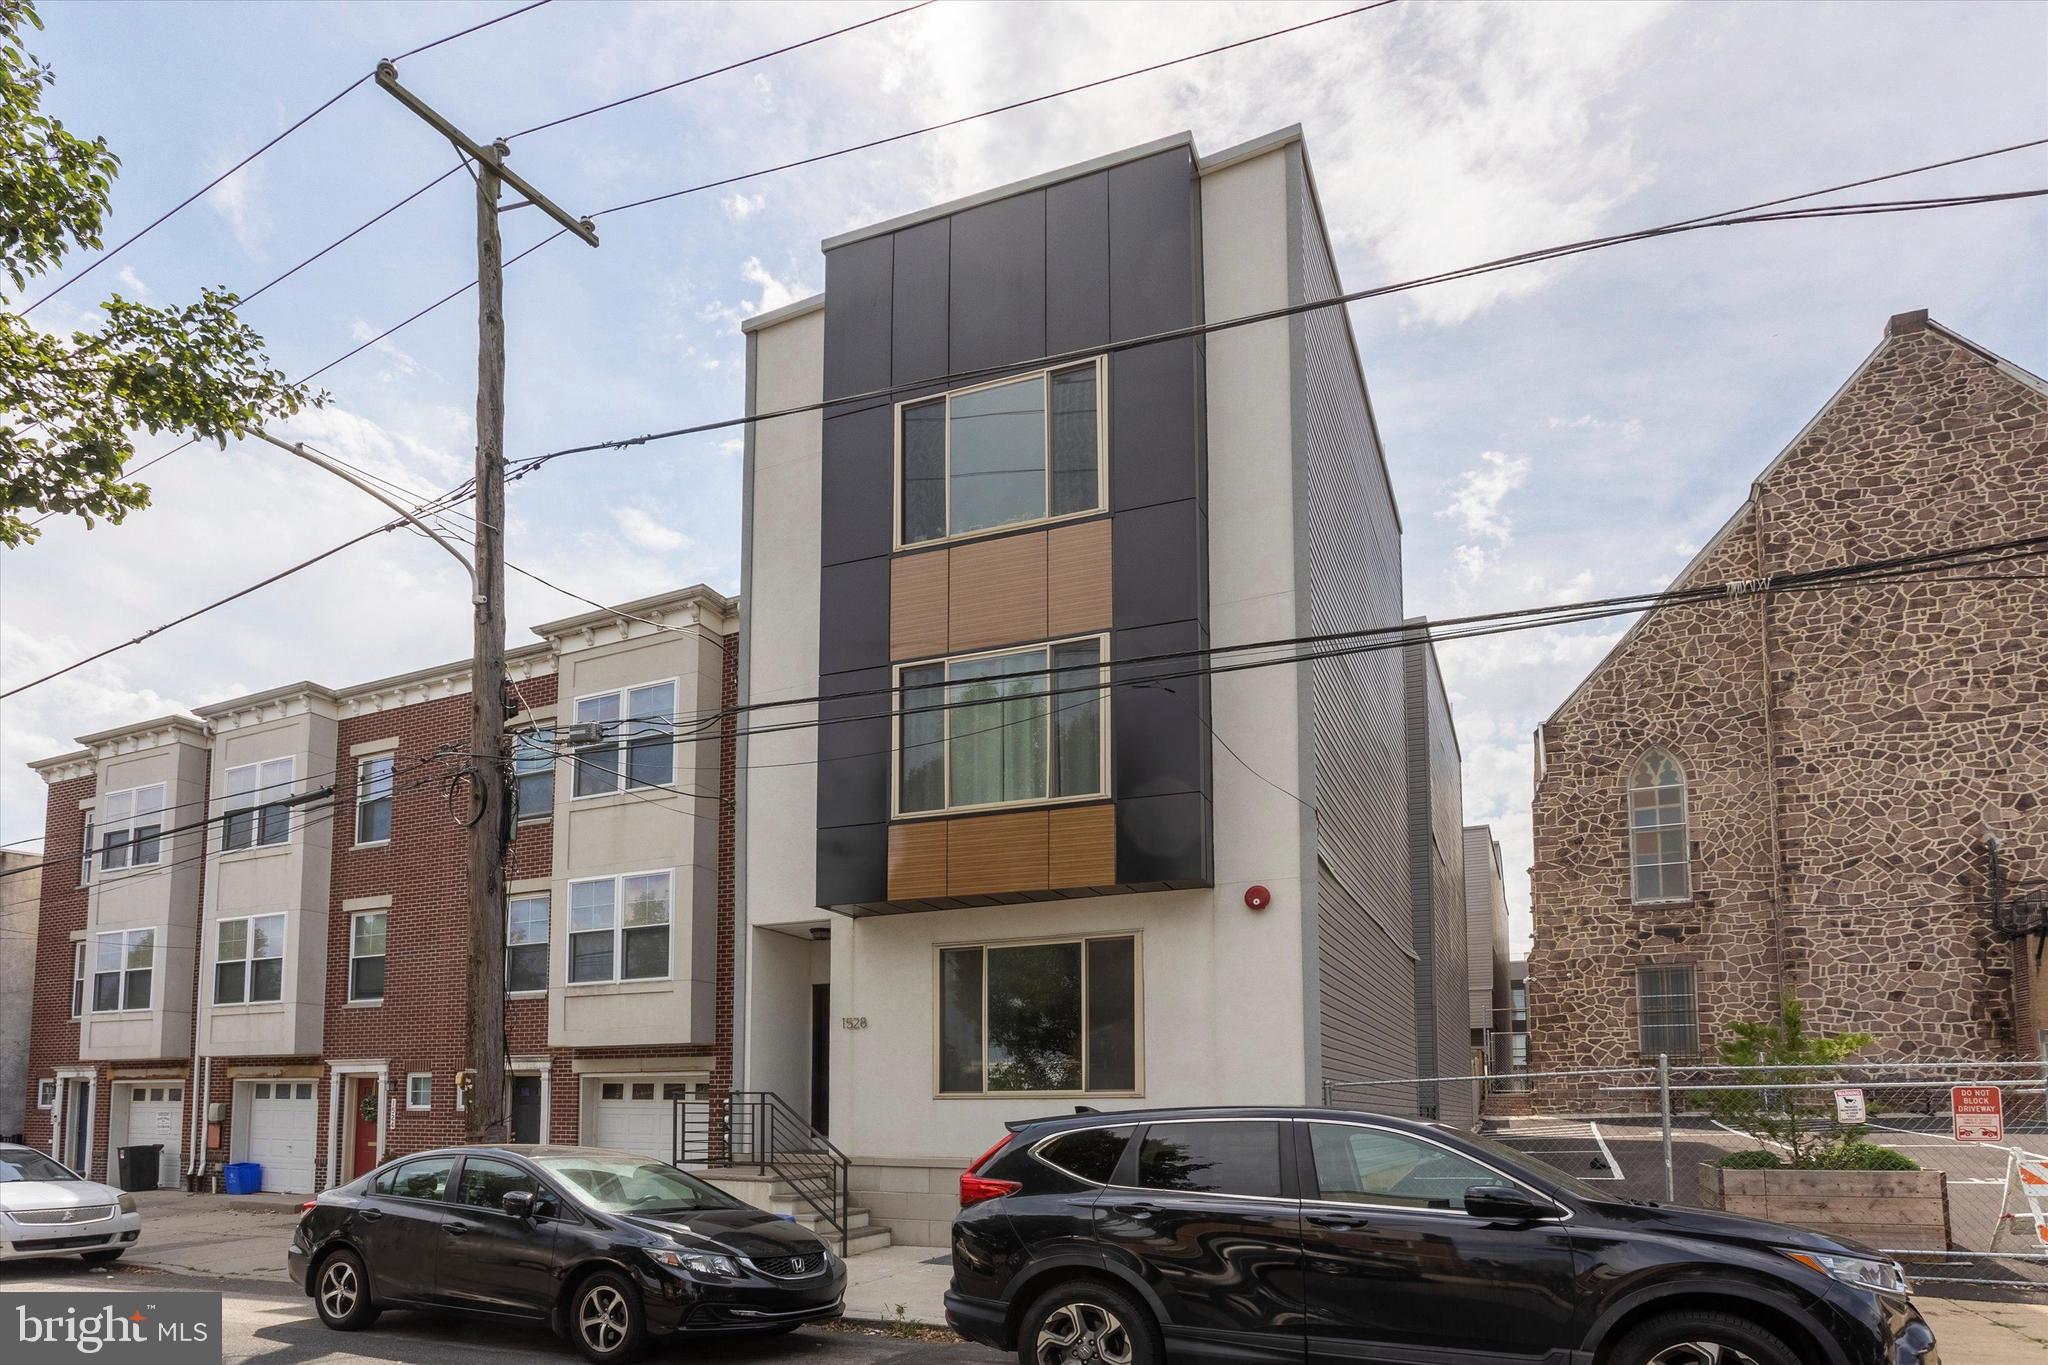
[886,821,949,900]
[889,551,950,661]
[1047,519,1113,637]
[1048,803,1117,889]
[947,534,1048,654]
[946,809,1049,897]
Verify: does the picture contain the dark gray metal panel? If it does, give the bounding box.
[1108,337,1202,513]
[1111,620,1205,800]
[823,236,893,401]
[819,403,893,567]
[1115,790,1210,886]
[817,666,891,831]
[948,189,1046,376]
[1107,147,1198,341]
[818,554,888,675]
[1045,171,1110,356]
[817,822,887,908]
[892,218,950,388]
[1111,497,1202,632]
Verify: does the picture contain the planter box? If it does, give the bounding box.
[1697,1164,1949,1250]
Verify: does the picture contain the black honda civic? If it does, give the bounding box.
[288,1145,844,1362]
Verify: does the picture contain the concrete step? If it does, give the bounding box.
[843,1226,894,1257]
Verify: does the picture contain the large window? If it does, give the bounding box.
[573,683,676,797]
[938,935,1137,1095]
[92,927,154,1012]
[98,784,165,871]
[507,893,550,993]
[512,729,556,819]
[898,637,1106,815]
[1637,965,1700,1056]
[349,911,386,1003]
[355,755,394,845]
[214,914,285,1005]
[567,872,671,984]
[898,357,1103,547]
[222,757,294,851]
[1628,749,1690,903]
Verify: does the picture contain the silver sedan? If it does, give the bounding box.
[0,1143,142,1264]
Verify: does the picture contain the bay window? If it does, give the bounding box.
[897,636,1106,815]
[92,927,154,1012]
[572,683,676,797]
[898,357,1104,546]
[98,784,165,871]
[567,871,671,983]
[214,914,285,1005]
[938,935,1138,1095]
[222,757,294,851]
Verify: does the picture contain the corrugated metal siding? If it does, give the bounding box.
[1403,639,1473,1125]
[1292,151,1413,1108]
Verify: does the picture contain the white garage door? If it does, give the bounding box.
[124,1084,183,1183]
[246,1081,318,1193]
[588,1078,700,1164]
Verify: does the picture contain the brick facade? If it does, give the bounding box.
[1528,314,2048,1071]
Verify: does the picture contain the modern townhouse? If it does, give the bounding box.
[736,125,1464,1246]
[22,585,738,1194]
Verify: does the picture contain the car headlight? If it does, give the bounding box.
[1781,1249,1908,1296]
[117,1194,137,1215]
[648,1248,739,1277]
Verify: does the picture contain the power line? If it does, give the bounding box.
[15,0,557,314]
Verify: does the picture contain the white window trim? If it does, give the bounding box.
[569,679,681,800]
[893,354,1109,550]
[891,633,1111,818]
[78,811,95,888]
[1627,749,1692,906]
[511,727,558,822]
[564,869,674,986]
[405,1073,432,1112]
[212,913,287,1006]
[932,930,1144,1099]
[70,941,86,1019]
[354,754,396,848]
[36,1078,56,1110]
[222,756,296,852]
[97,782,167,873]
[506,892,551,998]
[348,910,387,1004]
[90,926,157,1014]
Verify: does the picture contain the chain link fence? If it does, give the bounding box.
[1326,1057,2048,1294]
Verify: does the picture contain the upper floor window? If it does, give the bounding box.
[92,927,154,1012]
[1636,965,1700,1056]
[573,683,676,797]
[507,893,550,993]
[222,757,294,851]
[512,729,556,820]
[70,941,86,1018]
[897,357,1104,547]
[354,756,394,846]
[896,637,1107,816]
[98,784,165,871]
[79,813,95,886]
[214,914,285,1005]
[1628,749,1689,903]
[567,871,671,984]
[349,911,386,1002]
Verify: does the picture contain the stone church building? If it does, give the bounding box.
[1527,310,2047,1072]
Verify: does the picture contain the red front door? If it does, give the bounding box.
[349,1079,379,1178]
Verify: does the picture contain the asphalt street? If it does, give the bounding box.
[0,1259,1001,1365]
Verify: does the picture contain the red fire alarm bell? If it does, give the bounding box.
[1245,885,1271,910]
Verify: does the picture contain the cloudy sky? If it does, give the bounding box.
[4,0,2045,950]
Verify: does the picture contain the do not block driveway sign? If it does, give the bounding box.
[1951,1084,2005,1143]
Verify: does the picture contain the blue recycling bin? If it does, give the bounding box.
[222,1162,262,1195]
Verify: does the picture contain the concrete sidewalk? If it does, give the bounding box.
[1916,1296,2048,1364]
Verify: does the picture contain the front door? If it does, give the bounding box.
[440,1155,558,1314]
[510,1076,543,1145]
[1094,1119,1303,1364]
[809,982,830,1136]
[349,1078,380,1179]
[1294,1120,1578,1361]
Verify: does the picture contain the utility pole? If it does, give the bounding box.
[375,60,599,1142]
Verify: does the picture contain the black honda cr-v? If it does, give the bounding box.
[944,1107,1937,1365]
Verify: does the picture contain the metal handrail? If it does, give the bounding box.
[673,1091,851,1256]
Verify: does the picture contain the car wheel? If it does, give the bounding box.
[313,1249,382,1331]
[79,1249,124,1265]
[571,1269,648,1363]
[1019,1282,1159,1365]
[1609,1309,1802,1365]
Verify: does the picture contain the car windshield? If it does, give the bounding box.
[1447,1129,1607,1202]
[0,1151,81,1183]
[534,1153,743,1215]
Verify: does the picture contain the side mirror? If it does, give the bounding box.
[501,1190,536,1218]
[1463,1185,1564,1222]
